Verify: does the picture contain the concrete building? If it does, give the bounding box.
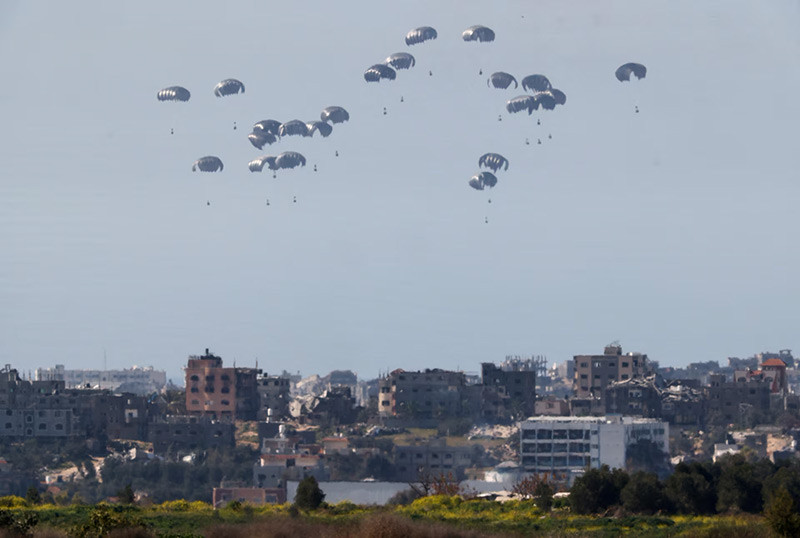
[393,438,476,481]
[572,344,652,399]
[707,373,771,424]
[256,373,291,420]
[184,349,260,421]
[480,362,536,421]
[519,416,669,482]
[148,416,235,453]
[604,376,662,418]
[212,487,285,507]
[378,368,474,422]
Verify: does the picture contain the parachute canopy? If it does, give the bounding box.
[321,106,349,124]
[488,72,517,89]
[462,25,495,42]
[249,156,277,172]
[469,171,498,190]
[214,79,245,97]
[385,52,416,70]
[506,95,537,114]
[278,120,310,137]
[306,121,333,137]
[157,86,190,102]
[248,131,277,150]
[276,151,306,170]
[192,156,223,172]
[364,64,397,82]
[615,62,647,81]
[551,89,567,105]
[521,74,552,93]
[478,153,508,172]
[253,119,282,136]
[405,26,437,46]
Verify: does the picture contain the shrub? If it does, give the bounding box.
[764,487,800,537]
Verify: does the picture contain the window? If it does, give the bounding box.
[4,423,10,429]
[190,375,199,381]
[580,374,588,379]
[190,387,198,393]
[622,362,629,368]
[221,374,230,381]
[221,400,230,406]
[55,424,63,430]
[38,423,46,430]
[221,387,230,393]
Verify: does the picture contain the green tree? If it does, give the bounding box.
[764,487,800,537]
[118,483,135,504]
[620,471,669,514]
[569,465,629,514]
[534,480,555,512]
[294,476,325,510]
[25,486,41,505]
[665,462,717,514]
[716,455,763,513]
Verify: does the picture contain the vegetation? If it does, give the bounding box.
[294,476,325,511]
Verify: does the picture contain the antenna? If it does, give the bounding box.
[103,348,107,372]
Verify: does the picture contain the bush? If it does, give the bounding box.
[620,472,669,514]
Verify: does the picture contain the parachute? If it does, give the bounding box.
[551,89,566,105]
[321,106,349,124]
[385,52,416,70]
[469,171,498,190]
[364,64,396,82]
[157,86,190,102]
[521,74,552,93]
[306,121,333,137]
[615,62,646,81]
[462,25,495,42]
[278,120,310,137]
[248,131,277,150]
[213,79,245,97]
[275,151,307,169]
[488,72,517,89]
[253,119,282,136]
[405,26,437,46]
[192,156,223,172]
[506,95,538,114]
[249,156,278,172]
[478,153,508,172]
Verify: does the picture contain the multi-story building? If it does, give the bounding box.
[707,373,771,424]
[148,416,235,453]
[378,368,475,421]
[256,373,291,420]
[393,438,475,481]
[35,364,167,394]
[184,349,260,421]
[572,344,652,399]
[519,416,669,483]
[480,362,536,421]
[604,376,662,418]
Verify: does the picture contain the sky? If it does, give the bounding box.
[1,0,799,384]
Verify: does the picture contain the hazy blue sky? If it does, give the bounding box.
[1,1,799,384]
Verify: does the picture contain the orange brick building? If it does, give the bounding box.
[184,349,260,420]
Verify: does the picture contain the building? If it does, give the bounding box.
[480,362,536,421]
[519,416,669,483]
[604,376,662,418]
[35,364,167,394]
[256,373,291,420]
[393,438,476,481]
[572,344,652,399]
[212,487,286,507]
[184,349,260,421]
[148,416,235,453]
[378,368,474,422]
[707,373,771,424]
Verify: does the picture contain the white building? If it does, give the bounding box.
[35,364,166,394]
[519,416,669,482]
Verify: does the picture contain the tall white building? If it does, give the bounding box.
[519,416,669,482]
[35,364,166,394]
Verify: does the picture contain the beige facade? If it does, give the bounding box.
[572,344,651,398]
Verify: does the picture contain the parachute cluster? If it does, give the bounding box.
[157,77,350,196]
[158,26,647,217]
